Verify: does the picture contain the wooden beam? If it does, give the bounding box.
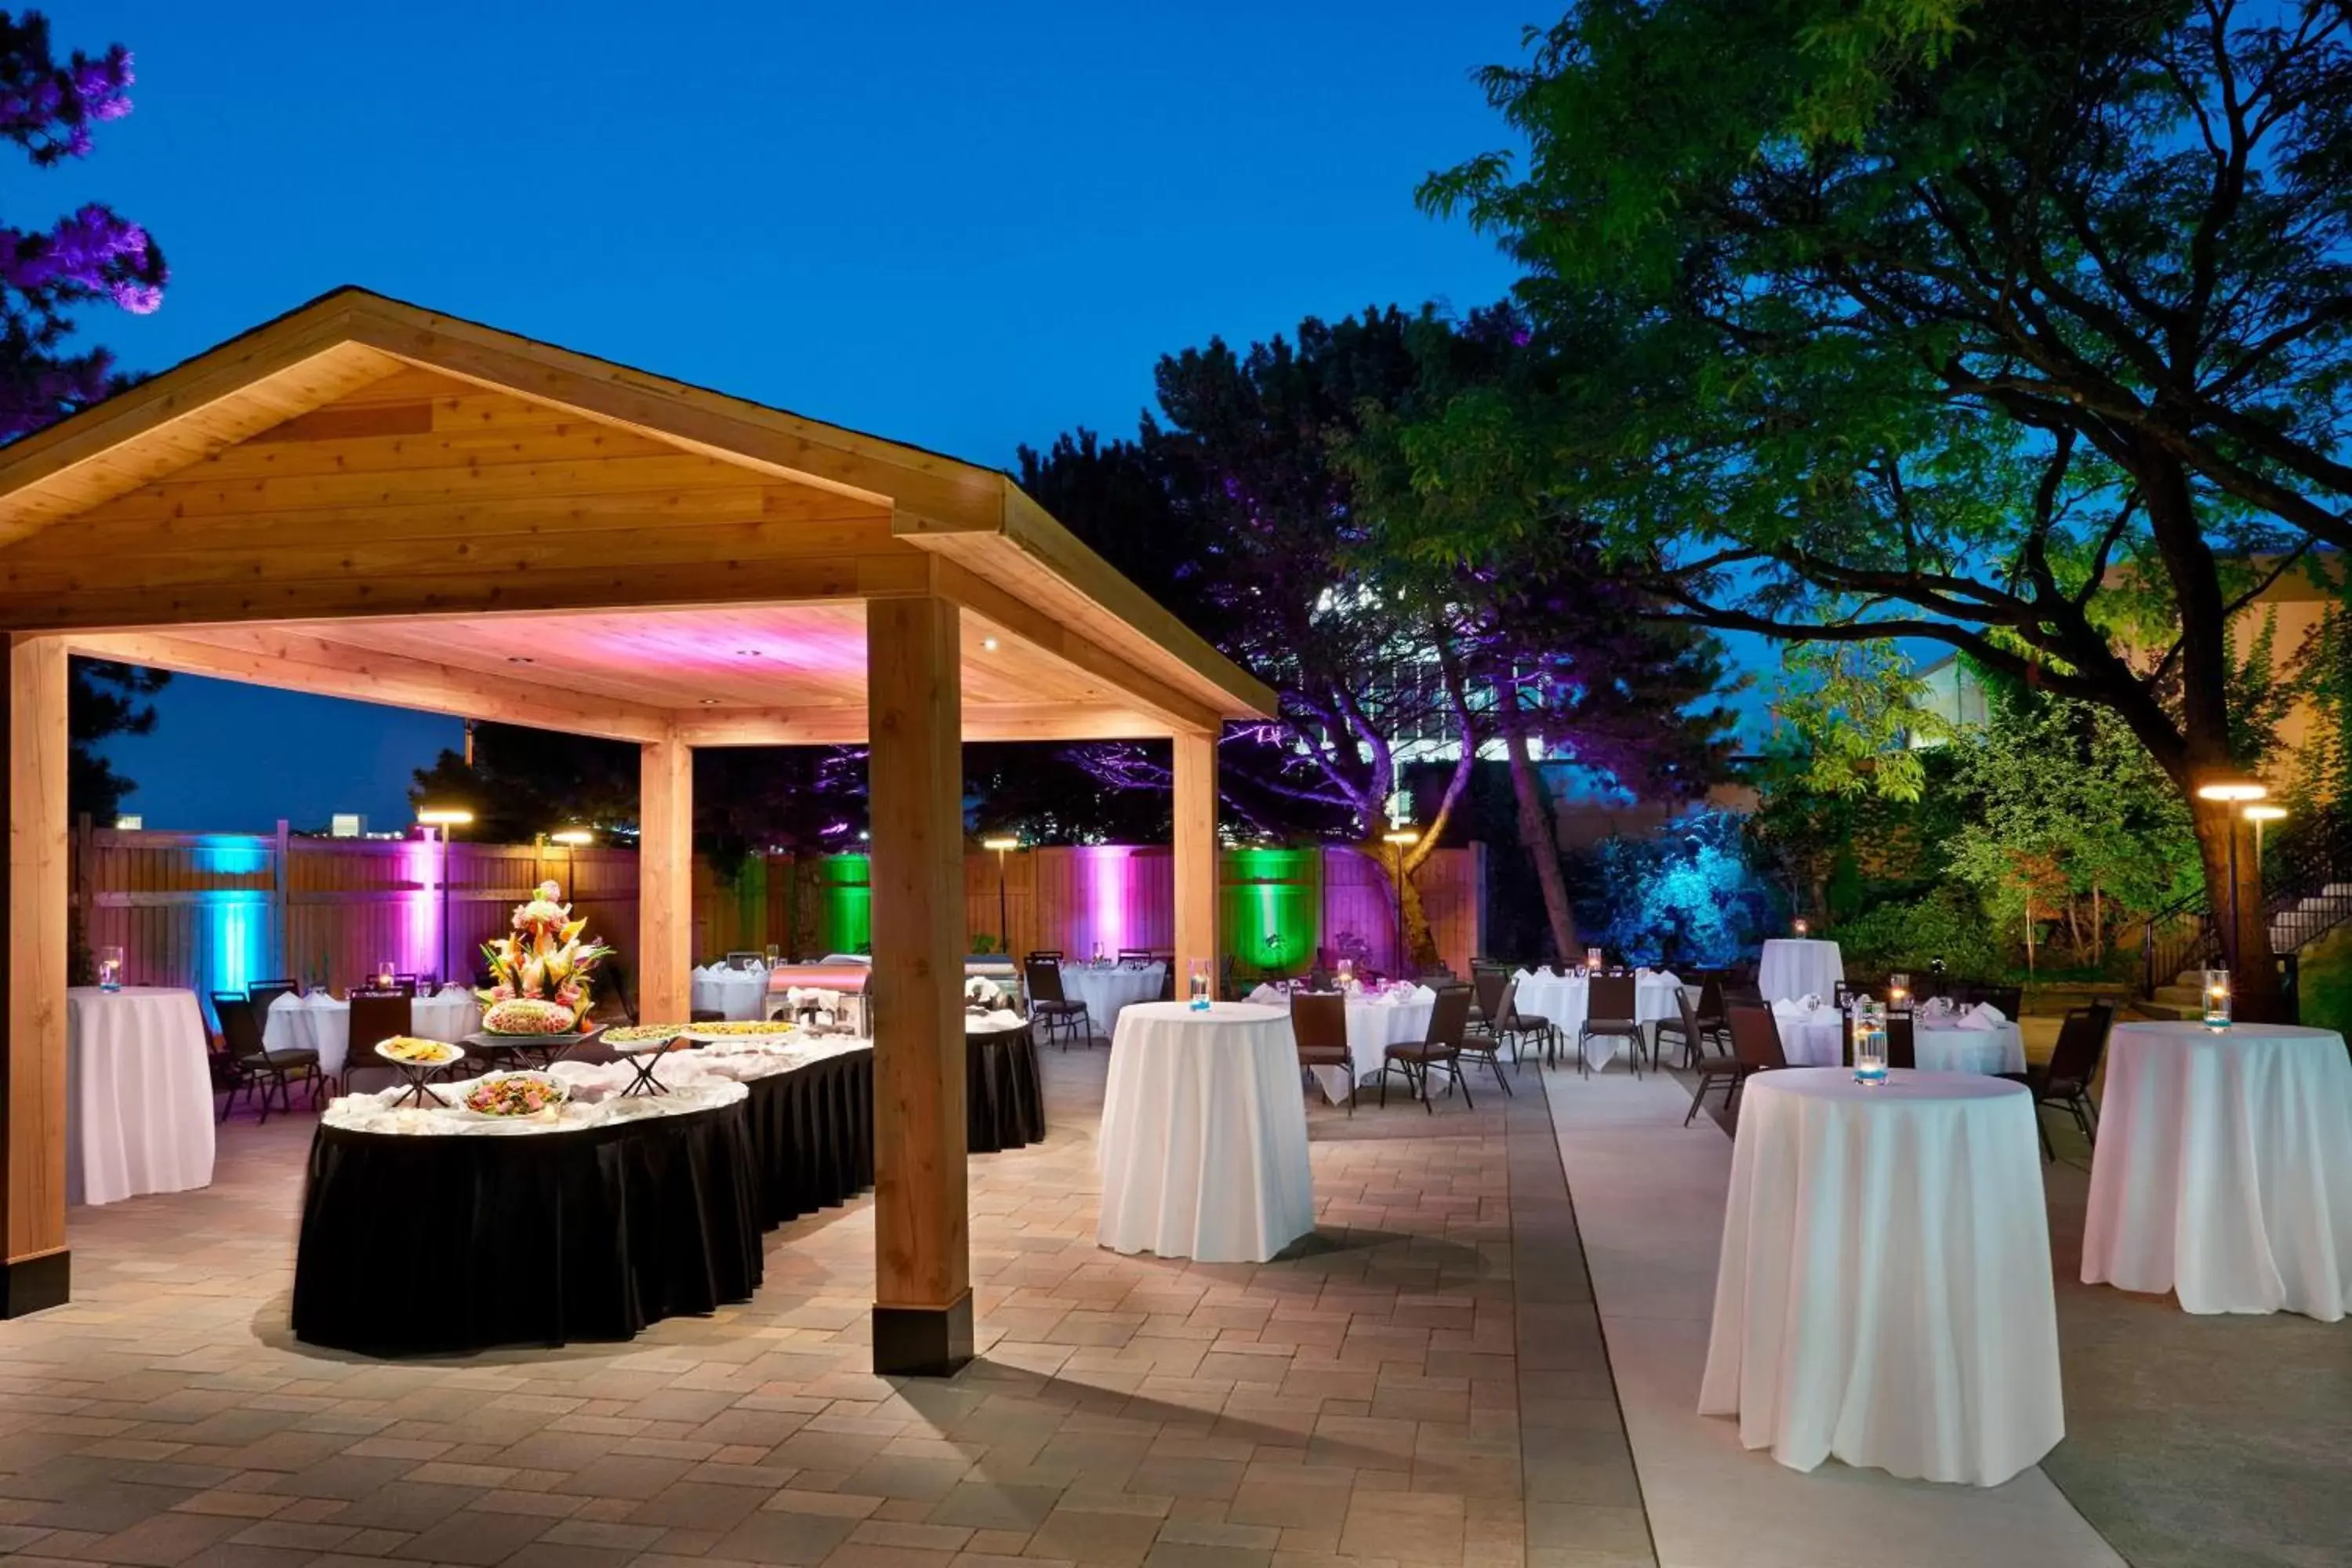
[2,636,69,1314]
[931,559,1225,734]
[638,731,693,1025]
[67,629,674,744]
[1173,729,1219,999]
[0,551,933,633]
[673,701,1180,748]
[866,596,971,1376]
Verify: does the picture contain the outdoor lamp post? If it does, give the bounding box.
[982,837,1019,954]
[1382,828,1420,976]
[550,827,593,898]
[2194,777,2269,970]
[416,805,474,986]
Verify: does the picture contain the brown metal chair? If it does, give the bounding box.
[1681,988,1747,1126]
[245,978,298,1025]
[2021,1003,2111,1160]
[1023,956,1091,1050]
[1458,980,1515,1095]
[342,989,416,1094]
[1722,1000,1788,1116]
[1577,973,1645,1077]
[210,992,323,1121]
[1377,984,1475,1112]
[1291,990,1355,1116]
[1886,1010,1916,1071]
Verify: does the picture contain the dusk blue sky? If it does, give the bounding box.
[46,3,1722,829]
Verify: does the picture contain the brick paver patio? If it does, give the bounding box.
[0,1047,1649,1568]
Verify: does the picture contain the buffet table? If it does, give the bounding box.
[292,1077,764,1355]
[1757,938,1844,1004]
[2082,1020,2352,1319]
[1700,1069,2061,1486]
[1098,1001,1313,1262]
[967,1016,1047,1152]
[264,987,482,1078]
[66,986,214,1207]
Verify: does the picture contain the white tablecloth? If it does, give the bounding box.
[1098,1001,1313,1262]
[1513,970,1685,1070]
[691,965,771,1022]
[1251,984,1436,1103]
[1061,963,1166,1040]
[2082,1021,2352,1319]
[1758,939,1844,1004]
[1773,1004,2026,1076]
[266,988,483,1077]
[66,987,215,1207]
[1700,1068,2062,1486]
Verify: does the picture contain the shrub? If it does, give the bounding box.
[1829,887,2006,979]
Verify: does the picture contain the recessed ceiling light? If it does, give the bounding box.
[981,637,1000,652]
[699,699,721,706]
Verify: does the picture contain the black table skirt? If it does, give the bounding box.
[292,1099,764,1356]
[968,1026,1047,1152]
[741,1047,875,1226]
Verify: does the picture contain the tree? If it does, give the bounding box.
[1416,0,2352,1013]
[0,13,171,818]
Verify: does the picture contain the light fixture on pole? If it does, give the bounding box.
[550,827,593,898]
[982,837,1019,955]
[2194,777,2269,971]
[416,805,474,986]
[1382,828,1421,976]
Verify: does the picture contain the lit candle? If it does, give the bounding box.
[1793,917,1809,937]
[1888,985,1908,1011]
[2203,969,2231,1029]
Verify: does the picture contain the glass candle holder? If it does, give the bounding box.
[1887,971,1911,1011]
[1793,917,1810,937]
[1188,959,1212,1011]
[1336,956,1354,984]
[1584,946,1604,973]
[96,945,124,992]
[764,944,780,966]
[1852,1000,1888,1084]
[376,957,396,990]
[1091,942,1105,968]
[2203,968,2232,1029]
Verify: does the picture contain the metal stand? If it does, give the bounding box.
[390,1061,452,1109]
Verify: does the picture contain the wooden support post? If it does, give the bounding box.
[273,818,292,983]
[4,636,70,1316]
[639,730,694,1025]
[1173,728,1220,998]
[866,596,971,1376]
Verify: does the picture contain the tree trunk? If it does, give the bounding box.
[2092,883,2104,968]
[1496,695,1577,962]
[2189,796,2277,1014]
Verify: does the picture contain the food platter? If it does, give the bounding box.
[683,1018,798,1047]
[373,1035,463,1067]
[458,1070,569,1121]
[604,1023,686,1054]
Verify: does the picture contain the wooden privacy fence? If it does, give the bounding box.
[79,823,1483,1004]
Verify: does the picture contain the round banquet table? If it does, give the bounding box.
[2082,1020,2352,1319]
[1060,962,1166,1041]
[1757,938,1845,1004]
[1773,1006,2026,1076]
[292,1082,764,1354]
[691,965,771,1022]
[1098,1001,1313,1262]
[1700,1068,2062,1486]
[966,1018,1047,1152]
[66,987,215,1207]
[1512,970,1685,1070]
[264,988,482,1078]
[1249,984,1436,1103]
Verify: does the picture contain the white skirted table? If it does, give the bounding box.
[1060,962,1166,1041]
[66,986,216,1207]
[2082,1020,2352,1320]
[1700,1068,2062,1486]
[1757,938,1844,1004]
[1511,969,1685,1070]
[1773,1003,2025,1076]
[265,988,484,1078]
[1098,1001,1313,1262]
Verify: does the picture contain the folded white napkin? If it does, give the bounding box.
[1248,984,1282,1006]
[1963,1002,2006,1027]
[1411,984,1438,1003]
[967,1008,1025,1033]
[1651,971,1680,987]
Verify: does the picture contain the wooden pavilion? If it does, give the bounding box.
[0,288,1275,1369]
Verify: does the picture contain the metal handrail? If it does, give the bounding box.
[2141,808,2352,994]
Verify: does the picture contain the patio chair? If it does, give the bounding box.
[1291,990,1355,1116]
[1025,949,1065,965]
[389,973,420,996]
[1976,984,2024,1019]
[1680,989,1746,1127]
[1886,1010,1916,1070]
[724,950,764,970]
[341,989,416,1095]
[1468,964,1508,1037]
[210,991,322,1123]
[1023,956,1091,1051]
[1116,948,1155,965]
[1722,1001,1788,1116]
[1494,978,1555,1069]
[245,978,297,1025]
[1377,984,1475,1113]
[1577,973,1645,1078]
[1656,976,1726,1069]
[2020,1003,2111,1160]
[1457,979,1516,1095]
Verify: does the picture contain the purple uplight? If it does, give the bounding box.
[1084,845,1131,957]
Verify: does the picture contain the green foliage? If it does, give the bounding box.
[1769,641,1948,802]
[1942,685,2201,970]
[1828,886,2006,980]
